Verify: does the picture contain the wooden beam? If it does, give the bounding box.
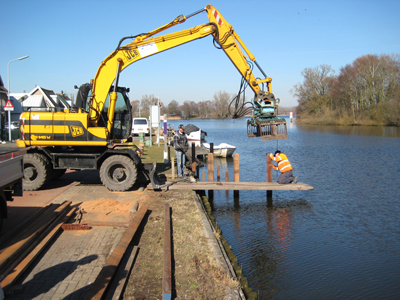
[163,203,172,300]
[1,206,78,292]
[104,246,138,300]
[267,153,273,201]
[233,154,239,197]
[0,202,71,275]
[83,205,148,300]
[162,181,314,191]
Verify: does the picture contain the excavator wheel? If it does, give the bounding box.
[50,168,67,180]
[100,155,137,191]
[23,153,51,191]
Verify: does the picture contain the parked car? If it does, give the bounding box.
[131,118,149,135]
[4,121,20,141]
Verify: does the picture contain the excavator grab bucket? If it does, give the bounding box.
[247,117,288,141]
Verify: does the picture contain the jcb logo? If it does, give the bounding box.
[70,126,84,137]
[123,49,139,60]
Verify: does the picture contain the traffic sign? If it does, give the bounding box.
[4,100,14,111]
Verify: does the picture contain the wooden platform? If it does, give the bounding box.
[149,181,313,191]
[193,147,209,156]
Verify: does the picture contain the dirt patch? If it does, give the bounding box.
[78,198,135,223]
[76,191,150,224]
[123,189,238,299]
[81,198,132,215]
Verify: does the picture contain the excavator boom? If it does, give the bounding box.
[89,4,287,140]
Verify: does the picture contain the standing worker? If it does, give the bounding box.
[173,124,188,177]
[269,150,297,184]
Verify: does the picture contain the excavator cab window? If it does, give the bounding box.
[102,87,132,140]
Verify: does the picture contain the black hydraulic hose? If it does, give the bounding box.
[116,34,145,50]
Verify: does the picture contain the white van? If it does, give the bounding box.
[132,118,149,135]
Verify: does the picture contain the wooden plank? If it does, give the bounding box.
[194,147,209,156]
[104,246,138,300]
[83,205,148,300]
[0,205,51,252]
[163,181,314,191]
[163,204,171,300]
[0,202,71,274]
[233,153,239,197]
[267,153,273,200]
[1,206,78,292]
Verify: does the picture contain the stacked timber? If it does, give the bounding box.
[0,201,78,293]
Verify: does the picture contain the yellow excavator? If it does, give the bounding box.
[17,4,288,191]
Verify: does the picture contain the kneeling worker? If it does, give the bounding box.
[269,150,297,184]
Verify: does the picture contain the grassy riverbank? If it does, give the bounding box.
[296,107,400,126]
[124,139,244,299]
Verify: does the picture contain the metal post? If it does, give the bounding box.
[157,97,160,147]
[164,116,168,163]
[7,56,29,142]
[149,111,153,146]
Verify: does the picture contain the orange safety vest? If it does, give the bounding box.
[272,153,293,173]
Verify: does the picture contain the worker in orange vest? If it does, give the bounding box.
[269,150,297,184]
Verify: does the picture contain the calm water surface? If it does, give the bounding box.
[169,119,400,299]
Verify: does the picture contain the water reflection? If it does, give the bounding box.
[297,123,400,137]
[168,119,400,299]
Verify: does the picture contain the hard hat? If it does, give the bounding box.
[274,150,281,156]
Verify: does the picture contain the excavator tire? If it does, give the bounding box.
[50,168,67,180]
[23,153,50,191]
[100,155,137,191]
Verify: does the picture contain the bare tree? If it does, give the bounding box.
[291,64,335,115]
[198,100,212,118]
[212,91,231,118]
[167,100,179,114]
[334,54,400,122]
[130,100,140,117]
[180,100,198,119]
[140,94,157,119]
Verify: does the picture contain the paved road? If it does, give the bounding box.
[1,165,140,299]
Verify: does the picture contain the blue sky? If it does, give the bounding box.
[1,0,399,107]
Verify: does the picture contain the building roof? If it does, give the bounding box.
[22,95,46,107]
[22,86,67,108]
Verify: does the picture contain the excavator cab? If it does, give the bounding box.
[75,84,132,141]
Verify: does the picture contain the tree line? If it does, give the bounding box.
[131,90,234,119]
[291,54,400,126]
[131,91,295,119]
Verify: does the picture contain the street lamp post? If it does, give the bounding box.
[7,55,29,142]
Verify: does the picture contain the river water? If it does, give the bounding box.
[168,119,400,299]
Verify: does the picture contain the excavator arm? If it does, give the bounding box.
[89,4,287,140]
